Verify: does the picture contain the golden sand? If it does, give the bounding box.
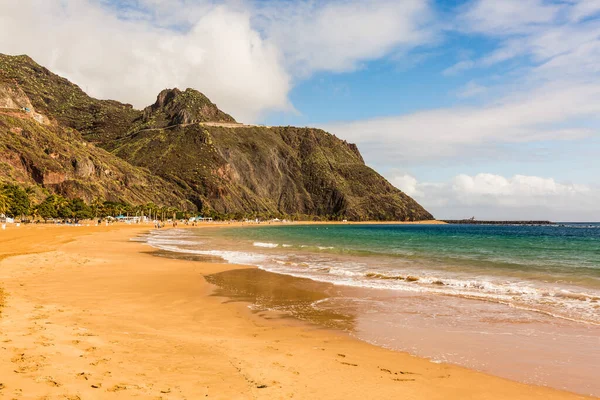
[0,223,592,399]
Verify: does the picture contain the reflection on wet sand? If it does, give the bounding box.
[146,249,225,263]
[205,268,355,331]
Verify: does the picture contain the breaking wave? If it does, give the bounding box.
[142,228,600,325]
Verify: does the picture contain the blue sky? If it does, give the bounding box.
[264,31,506,125]
[2,0,600,220]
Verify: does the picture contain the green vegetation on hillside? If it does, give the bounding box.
[0,182,325,222]
[0,54,140,142]
[0,53,434,221]
[0,182,186,221]
[0,112,194,210]
[109,124,433,220]
[0,184,30,218]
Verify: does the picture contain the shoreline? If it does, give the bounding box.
[148,224,600,396]
[0,224,593,399]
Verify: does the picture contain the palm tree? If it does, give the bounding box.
[91,197,104,219]
[114,203,125,217]
[0,189,9,216]
[146,203,157,220]
[160,206,170,221]
[53,195,71,219]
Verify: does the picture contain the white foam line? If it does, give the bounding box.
[254,265,600,326]
[152,244,269,265]
[253,242,279,248]
[143,232,600,326]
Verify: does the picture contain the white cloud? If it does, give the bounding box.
[256,0,436,76]
[568,0,600,22]
[442,60,475,76]
[391,173,600,221]
[458,0,561,35]
[325,81,600,163]
[450,173,590,205]
[390,174,424,197]
[448,0,600,79]
[325,0,600,169]
[456,81,487,98]
[0,0,291,122]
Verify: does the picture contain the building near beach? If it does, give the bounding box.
[192,216,213,222]
[0,214,14,223]
[115,215,147,223]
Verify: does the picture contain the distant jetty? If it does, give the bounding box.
[442,219,553,225]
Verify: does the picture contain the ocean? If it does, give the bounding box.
[142,223,600,396]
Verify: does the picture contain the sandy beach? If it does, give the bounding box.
[0,224,593,399]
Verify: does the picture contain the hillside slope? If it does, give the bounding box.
[0,53,433,220]
[0,54,140,143]
[107,90,432,220]
[0,79,191,208]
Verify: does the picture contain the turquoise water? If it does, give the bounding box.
[146,223,600,325]
[218,223,600,282]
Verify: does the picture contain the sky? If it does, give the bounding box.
[1,0,599,221]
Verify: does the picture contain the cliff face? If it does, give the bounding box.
[106,123,432,220]
[0,53,433,220]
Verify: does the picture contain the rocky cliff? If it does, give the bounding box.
[0,53,433,220]
[0,59,191,208]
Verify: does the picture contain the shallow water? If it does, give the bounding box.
[142,224,600,396]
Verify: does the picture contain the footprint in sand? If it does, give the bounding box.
[34,335,55,347]
[25,324,46,336]
[11,352,47,373]
[107,384,128,392]
[378,367,419,378]
[338,361,358,367]
[76,372,90,381]
[336,354,358,366]
[35,375,61,387]
[89,358,110,366]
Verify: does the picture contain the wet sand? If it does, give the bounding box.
[204,267,600,396]
[0,223,594,399]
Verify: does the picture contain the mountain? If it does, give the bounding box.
[0,110,191,208]
[0,53,433,220]
[0,54,140,143]
[0,58,191,208]
[140,88,236,129]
